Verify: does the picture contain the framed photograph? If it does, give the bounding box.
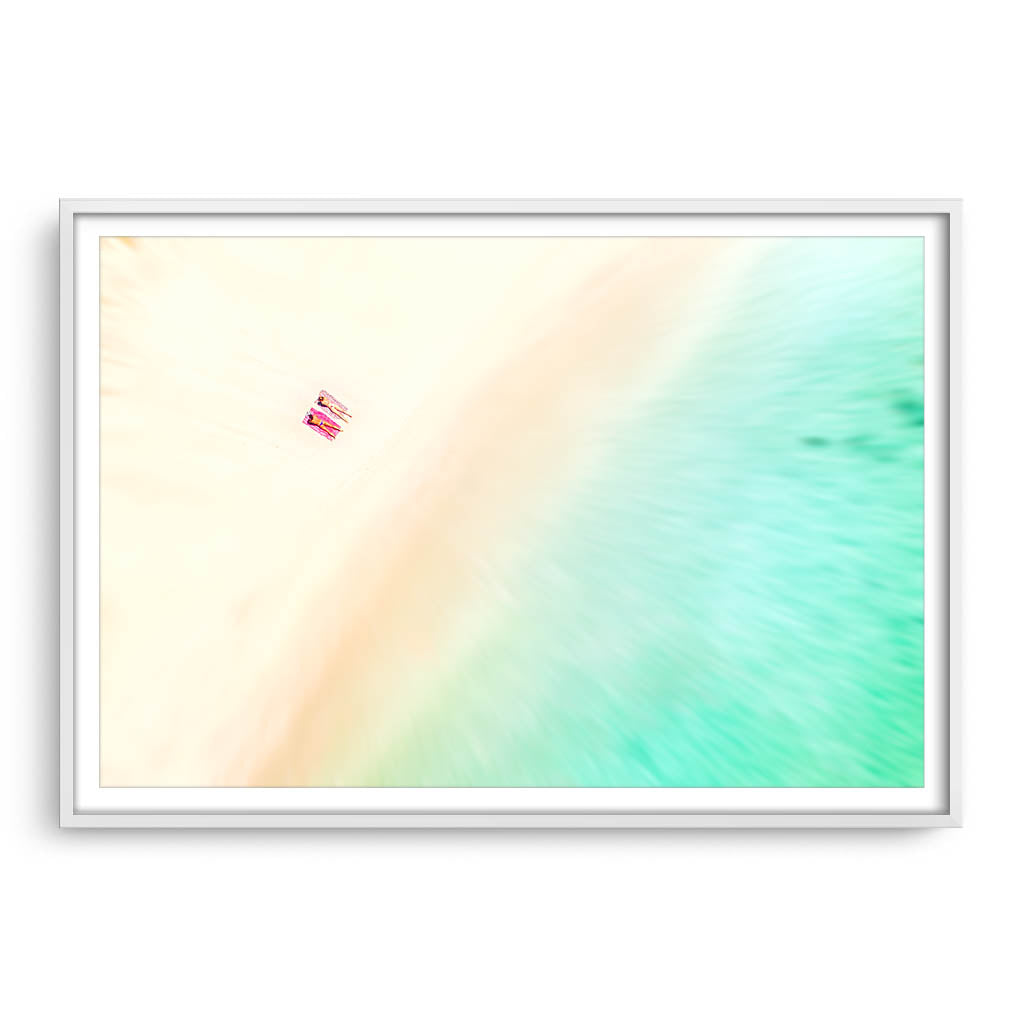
[59,200,960,828]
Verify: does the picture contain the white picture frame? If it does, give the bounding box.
[59,199,961,828]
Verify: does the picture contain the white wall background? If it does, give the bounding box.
[2,2,1019,1021]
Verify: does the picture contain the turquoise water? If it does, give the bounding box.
[364,238,924,787]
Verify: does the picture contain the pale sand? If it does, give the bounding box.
[99,236,734,785]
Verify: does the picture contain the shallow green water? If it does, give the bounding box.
[363,238,924,787]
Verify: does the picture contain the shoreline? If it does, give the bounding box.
[99,236,735,785]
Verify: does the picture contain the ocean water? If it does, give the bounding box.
[357,237,925,787]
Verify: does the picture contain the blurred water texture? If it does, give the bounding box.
[363,238,925,787]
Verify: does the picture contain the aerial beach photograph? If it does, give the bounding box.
[98,233,924,789]
[12,5,1013,1015]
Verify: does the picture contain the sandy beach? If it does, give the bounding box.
[99,235,733,785]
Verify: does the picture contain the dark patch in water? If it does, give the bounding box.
[802,436,829,447]
[891,393,924,428]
